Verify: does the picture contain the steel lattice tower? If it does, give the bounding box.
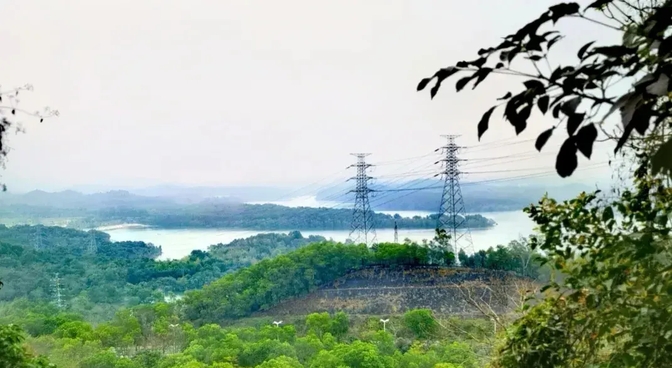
[51,273,64,309]
[393,221,399,243]
[436,135,473,255]
[87,231,97,255]
[348,153,376,246]
[34,226,43,250]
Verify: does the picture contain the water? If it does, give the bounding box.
[105,210,535,260]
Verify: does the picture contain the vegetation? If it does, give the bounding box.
[418,0,672,178]
[81,205,494,231]
[0,225,551,367]
[0,226,327,323]
[416,0,672,366]
[1,302,492,368]
[0,201,495,231]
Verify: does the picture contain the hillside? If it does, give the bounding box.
[0,190,495,230]
[261,266,526,317]
[317,180,595,212]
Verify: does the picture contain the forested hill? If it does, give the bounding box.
[183,240,548,325]
[91,204,494,230]
[0,225,327,322]
[0,200,495,230]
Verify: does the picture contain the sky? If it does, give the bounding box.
[0,0,625,193]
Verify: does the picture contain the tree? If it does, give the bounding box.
[0,84,58,190]
[492,158,672,367]
[402,309,438,339]
[0,324,54,367]
[418,0,672,178]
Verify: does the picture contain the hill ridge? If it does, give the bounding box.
[258,265,528,317]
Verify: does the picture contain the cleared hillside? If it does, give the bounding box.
[259,265,531,317]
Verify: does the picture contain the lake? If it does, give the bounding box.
[105,210,536,260]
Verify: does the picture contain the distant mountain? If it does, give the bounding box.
[0,190,181,210]
[315,180,595,213]
[128,185,290,203]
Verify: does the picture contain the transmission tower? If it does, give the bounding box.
[87,231,97,255]
[33,226,43,250]
[393,220,399,243]
[51,273,64,309]
[348,153,376,246]
[436,135,473,255]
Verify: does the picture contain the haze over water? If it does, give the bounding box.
[105,196,535,260]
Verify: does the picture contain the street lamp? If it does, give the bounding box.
[380,318,389,332]
[273,321,283,327]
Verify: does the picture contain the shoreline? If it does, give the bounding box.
[95,223,152,231]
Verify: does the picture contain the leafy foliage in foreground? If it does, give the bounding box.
[0,324,53,368]
[419,0,672,178]
[493,161,672,367]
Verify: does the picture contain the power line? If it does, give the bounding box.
[348,153,376,247]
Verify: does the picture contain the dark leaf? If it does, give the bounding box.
[456,76,474,92]
[547,35,563,49]
[634,116,650,135]
[417,78,432,91]
[561,97,581,115]
[478,106,497,141]
[535,128,554,151]
[567,113,585,136]
[523,79,545,91]
[430,84,440,99]
[538,95,550,114]
[592,46,634,58]
[602,206,614,221]
[577,41,596,60]
[587,0,613,9]
[478,47,495,55]
[651,138,672,177]
[527,55,543,61]
[540,31,560,38]
[499,51,510,62]
[575,123,597,158]
[519,104,532,122]
[549,3,580,23]
[552,103,562,119]
[473,57,487,68]
[507,46,521,63]
[472,68,493,89]
[435,67,459,82]
[498,92,512,100]
[515,120,527,135]
[11,109,15,115]
[526,36,544,52]
[556,138,578,177]
[659,35,672,58]
[456,61,468,68]
[40,118,43,123]
[495,62,504,69]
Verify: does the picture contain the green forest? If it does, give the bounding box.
[0,203,495,231]
[0,223,546,368]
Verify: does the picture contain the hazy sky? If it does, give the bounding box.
[0,0,624,192]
